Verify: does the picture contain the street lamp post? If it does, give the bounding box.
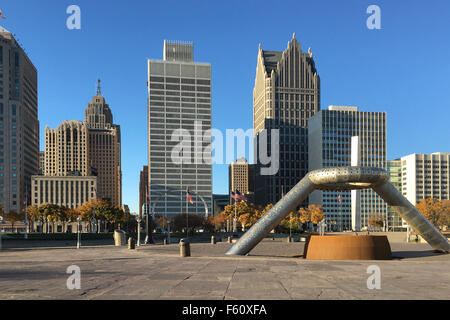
[136,217,141,247]
[77,217,82,249]
[167,220,171,244]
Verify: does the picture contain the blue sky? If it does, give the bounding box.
[1,0,450,213]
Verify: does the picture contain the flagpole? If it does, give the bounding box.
[24,185,28,239]
[186,188,189,239]
[186,196,188,239]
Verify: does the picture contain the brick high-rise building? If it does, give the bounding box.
[85,80,122,206]
[0,26,39,214]
[253,34,320,206]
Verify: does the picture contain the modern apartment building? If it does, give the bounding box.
[0,26,39,214]
[308,106,387,230]
[147,41,212,218]
[253,34,320,206]
[401,153,450,204]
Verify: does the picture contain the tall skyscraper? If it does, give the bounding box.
[85,80,122,206]
[45,120,89,176]
[0,26,39,214]
[308,106,387,230]
[139,165,148,218]
[39,80,121,208]
[147,41,212,218]
[253,34,320,206]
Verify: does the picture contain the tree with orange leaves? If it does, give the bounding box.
[416,198,449,229]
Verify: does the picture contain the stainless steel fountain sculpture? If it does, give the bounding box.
[225,167,450,255]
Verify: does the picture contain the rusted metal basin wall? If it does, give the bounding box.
[305,235,392,260]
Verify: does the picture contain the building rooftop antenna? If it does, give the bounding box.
[96,78,102,96]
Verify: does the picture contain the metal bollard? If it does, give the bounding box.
[180,238,190,257]
[287,236,292,243]
[227,236,232,244]
[211,235,216,244]
[128,237,135,250]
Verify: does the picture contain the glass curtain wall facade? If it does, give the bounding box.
[309,106,387,230]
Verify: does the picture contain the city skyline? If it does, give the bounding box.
[1,1,450,213]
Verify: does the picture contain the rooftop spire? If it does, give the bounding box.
[96,78,102,96]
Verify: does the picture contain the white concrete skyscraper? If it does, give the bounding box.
[147,41,212,218]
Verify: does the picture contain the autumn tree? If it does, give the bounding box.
[26,205,41,231]
[297,205,325,232]
[416,198,449,229]
[309,205,325,224]
[6,210,25,232]
[38,203,60,232]
[171,213,204,233]
[102,206,125,231]
[368,215,384,229]
[216,202,264,231]
[155,215,169,230]
[202,216,216,233]
[280,211,303,230]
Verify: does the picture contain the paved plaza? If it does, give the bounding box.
[0,239,449,300]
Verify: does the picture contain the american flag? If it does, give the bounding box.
[0,9,6,19]
[338,194,342,203]
[186,187,194,204]
[235,190,248,202]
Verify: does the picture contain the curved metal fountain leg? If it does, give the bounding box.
[373,181,450,253]
[225,175,316,256]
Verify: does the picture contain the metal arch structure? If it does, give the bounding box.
[225,166,450,256]
[150,189,209,219]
